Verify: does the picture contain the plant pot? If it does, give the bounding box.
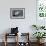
[40,38,45,43]
[37,39,40,43]
[37,39,45,44]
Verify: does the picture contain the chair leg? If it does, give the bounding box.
[4,33,7,46]
[4,41,7,46]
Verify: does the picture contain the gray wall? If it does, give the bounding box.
[0,0,37,42]
[0,0,36,34]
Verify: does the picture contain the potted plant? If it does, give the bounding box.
[33,32,46,43]
[32,25,46,43]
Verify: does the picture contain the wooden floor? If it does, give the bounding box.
[0,42,46,46]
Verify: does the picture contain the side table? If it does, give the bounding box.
[4,33,18,46]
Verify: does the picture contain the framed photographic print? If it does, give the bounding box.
[10,8,25,19]
[37,0,46,18]
[36,0,46,26]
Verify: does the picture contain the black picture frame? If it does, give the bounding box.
[10,8,25,19]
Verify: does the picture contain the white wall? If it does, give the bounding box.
[0,0,36,42]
